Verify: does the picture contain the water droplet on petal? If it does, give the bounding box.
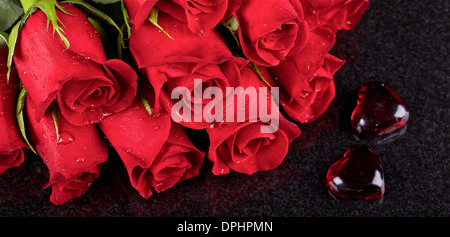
[58,132,74,144]
[75,157,85,163]
[152,113,160,119]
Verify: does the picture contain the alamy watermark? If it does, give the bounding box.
[170,79,280,133]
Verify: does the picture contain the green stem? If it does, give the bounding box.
[248,62,272,88]
[19,0,39,13]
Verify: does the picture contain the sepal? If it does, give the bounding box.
[148,7,174,40]
[140,95,152,117]
[15,87,37,154]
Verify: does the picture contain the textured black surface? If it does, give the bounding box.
[0,0,449,217]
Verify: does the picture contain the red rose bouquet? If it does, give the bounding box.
[0,0,369,205]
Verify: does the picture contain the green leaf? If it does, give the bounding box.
[15,88,37,155]
[6,21,19,84]
[120,0,130,39]
[148,7,174,40]
[6,5,33,83]
[0,0,24,31]
[0,32,7,46]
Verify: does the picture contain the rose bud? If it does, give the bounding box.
[207,64,301,175]
[235,0,308,66]
[25,97,108,205]
[125,1,245,129]
[267,26,341,122]
[300,0,370,32]
[155,0,241,34]
[14,3,137,126]
[277,54,345,123]
[99,97,204,199]
[207,114,300,175]
[0,46,28,175]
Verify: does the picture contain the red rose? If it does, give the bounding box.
[99,97,204,199]
[25,98,108,205]
[235,0,308,66]
[126,2,245,129]
[156,0,241,34]
[207,65,301,175]
[278,54,345,123]
[14,4,137,126]
[208,115,300,175]
[301,0,370,32]
[267,26,340,123]
[0,46,28,175]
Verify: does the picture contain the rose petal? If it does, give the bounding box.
[25,97,108,205]
[0,46,27,175]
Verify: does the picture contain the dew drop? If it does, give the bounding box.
[87,30,94,39]
[153,125,160,130]
[75,157,85,163]
[126,147,132,153]
[58,132,74,144]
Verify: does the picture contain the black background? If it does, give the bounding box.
[0,0,448,218]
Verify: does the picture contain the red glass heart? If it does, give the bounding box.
[326,144,385,200]
[351,82,409,138]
